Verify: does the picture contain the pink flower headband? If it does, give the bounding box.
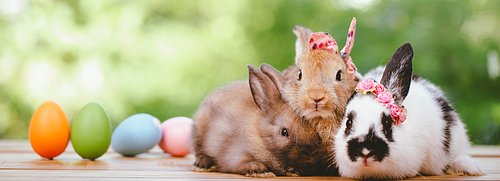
[308,17,358,77]
[356,79,407,125]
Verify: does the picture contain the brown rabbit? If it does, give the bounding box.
[282,19,361,142]
[191,64,322,177]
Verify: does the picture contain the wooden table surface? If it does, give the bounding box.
[0,139,499,180]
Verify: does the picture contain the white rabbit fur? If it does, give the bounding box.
[334,43,483,179]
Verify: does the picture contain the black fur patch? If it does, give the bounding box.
[347,126,389,162]
[436,97,456,153]
[344,111,355,137]
[381,113,394,142]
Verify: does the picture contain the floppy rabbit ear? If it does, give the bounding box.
[380,43,414,106]
[293,25,313,64]
[248,65,281,111]
[259,63,286,95]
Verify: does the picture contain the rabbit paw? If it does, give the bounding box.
[245,172,276,178]
[194,154,216,169]
[243,161,271,177]
[285,172,300,177]
[446,155,484,176]
[283,167,300,177]
[192,165,218,172]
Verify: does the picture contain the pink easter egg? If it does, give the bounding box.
[159,116,193,157]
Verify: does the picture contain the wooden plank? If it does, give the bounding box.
[0,153,195,171]
[467,146,500,157]
[0,170,498,180]
[0,139,499,180]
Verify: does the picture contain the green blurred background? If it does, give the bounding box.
[0,0,499,144]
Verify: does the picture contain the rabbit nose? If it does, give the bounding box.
[311,97,324,103]
[309,150,319,157]
[361,148,372,166]
[302,150,319,163]
[362,148,370,157]
[308,88,327,102]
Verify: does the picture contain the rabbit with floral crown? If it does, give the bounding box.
[333,43,483,179]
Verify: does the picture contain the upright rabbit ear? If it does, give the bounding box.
[339,17,359,79]
[380,43,414,106]
[293,25,313,64]
[248,65,281,111]
[260,63,286,95]
[340,17,357,59]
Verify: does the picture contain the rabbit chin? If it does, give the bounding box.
[302,108,332,119]
[339,158,417,179]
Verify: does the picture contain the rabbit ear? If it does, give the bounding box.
[340,17,357,59]
[293,25,313,64]
[260,63,285,95]
[247,65,281,111]
[380,43,414,106]
[340,17,359,78]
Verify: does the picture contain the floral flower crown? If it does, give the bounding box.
[356,79,407,125]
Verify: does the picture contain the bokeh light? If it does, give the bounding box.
[0,0,499,144]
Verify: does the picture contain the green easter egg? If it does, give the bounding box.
[71,102,111,160]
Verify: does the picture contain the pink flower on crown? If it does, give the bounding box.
[376,92,394,106]
[390,104,400,119]
[356,79,376,94]
[373,84,387,95]
[397,107,407,125]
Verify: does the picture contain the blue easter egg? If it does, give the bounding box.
[111,113,162,157]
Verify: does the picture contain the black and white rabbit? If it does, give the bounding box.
[333,43,483,179]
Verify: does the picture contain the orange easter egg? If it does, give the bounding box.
[29,101,70,159]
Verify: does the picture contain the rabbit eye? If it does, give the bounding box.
[298,70,302,81]
[344,111,355,136]
[346,116,353,130]
[381,113,394,142]
[281,128,290,137]
[382,114,392,130]
[336,70,342,81]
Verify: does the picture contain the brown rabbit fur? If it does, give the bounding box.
[191,64,322,177]
[283,25,360,142]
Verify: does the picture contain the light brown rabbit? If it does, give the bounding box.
[282,19,361,142]
[191,64,322,177]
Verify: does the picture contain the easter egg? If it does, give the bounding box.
[29,101,70,159]
[111,113,162,157]
[159,116,193,157]
[70,102,111,160]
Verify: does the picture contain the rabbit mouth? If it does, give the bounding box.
[304,110,333,119]
[303,109,331,119]
[303,102,333,119]
[361,155,374,166]
[313,101,323,110]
